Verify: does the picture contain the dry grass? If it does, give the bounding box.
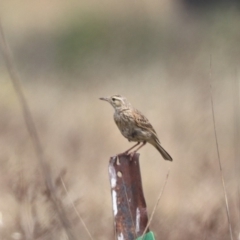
[0,2,239,240]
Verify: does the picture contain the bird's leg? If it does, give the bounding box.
[127,141,146,160]
[117,142,140,159]
[124,142,140,154]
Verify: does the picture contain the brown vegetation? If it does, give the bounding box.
[0,1,239,239]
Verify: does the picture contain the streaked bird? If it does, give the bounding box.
[99,95,172,161]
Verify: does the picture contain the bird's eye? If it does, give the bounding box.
[112,98,116,101]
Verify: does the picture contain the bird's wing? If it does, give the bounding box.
[133,108,160,143]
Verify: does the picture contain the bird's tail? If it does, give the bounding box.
[149,137,172,161]
[154,142,173,161]
[148,134,173,161]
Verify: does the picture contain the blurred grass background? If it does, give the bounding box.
[0,1,240,239]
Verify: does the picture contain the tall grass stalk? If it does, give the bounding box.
[140,168,170,240]
[234,70,240,238]
[0,22,75,240]
[209,55,233,240]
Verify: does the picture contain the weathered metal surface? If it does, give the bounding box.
[109,153,149,240]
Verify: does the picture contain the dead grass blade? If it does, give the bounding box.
[139,168,170,240]
[0,21,75,240]
[60,177,94,240]
[209,55,233,240]
[234,69,240,239]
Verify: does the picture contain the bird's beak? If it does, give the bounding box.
[99,97,110,102]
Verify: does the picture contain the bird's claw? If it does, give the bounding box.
[128,151,135,161]
[117,151,135,161]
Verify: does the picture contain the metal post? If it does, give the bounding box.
[109,153,149,240]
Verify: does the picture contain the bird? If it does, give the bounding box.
[99,95,172,161]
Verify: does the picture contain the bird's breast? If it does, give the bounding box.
[113,111,151,141]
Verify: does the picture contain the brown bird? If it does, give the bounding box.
[100,95,172,161]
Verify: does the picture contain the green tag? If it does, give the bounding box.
[136,231,155,240]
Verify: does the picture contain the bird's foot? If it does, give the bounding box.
[117,151,135,161]
[128,151,135,161]
[117,151,128,157]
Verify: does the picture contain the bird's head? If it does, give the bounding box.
[99,95,130,111]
